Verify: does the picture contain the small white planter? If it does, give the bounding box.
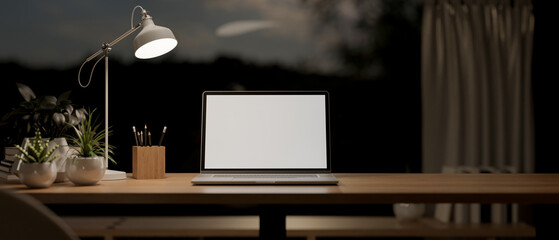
[393,203,425,222]
[50,137,74,182]
[12,137,73,181]
[66,156,106,185]
[19,162,57,188]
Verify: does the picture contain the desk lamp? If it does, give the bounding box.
[77,6,177,180]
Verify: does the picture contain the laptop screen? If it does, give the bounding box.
[201,91,330,171]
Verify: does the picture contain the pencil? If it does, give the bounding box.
[144,124,148,147]
[132,126,139,146]
[158,126,167,146]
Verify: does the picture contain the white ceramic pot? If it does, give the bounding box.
[18,162,57,188]
[12,138,74,181]
[66,156,106,185]
[393,203,425,222]
[50,138,75,182]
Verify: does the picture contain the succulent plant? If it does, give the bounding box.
[14,129,60,163]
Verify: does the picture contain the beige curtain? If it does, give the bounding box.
[421,0,535,173]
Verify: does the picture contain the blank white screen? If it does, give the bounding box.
[204,94,327,169]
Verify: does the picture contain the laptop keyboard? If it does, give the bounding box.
[213,174,319,179]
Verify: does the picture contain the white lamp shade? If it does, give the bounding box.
[134,18,177,59]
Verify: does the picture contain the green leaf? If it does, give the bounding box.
[57,90,72,104]
[64,105,74,115]
[68,115,78,126]
[38,96,57,110]
[16,83,36,102]
[73,108,85,123]
[52,113,65,127]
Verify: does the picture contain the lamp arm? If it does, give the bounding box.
[107,24,143,51]
[77,24,142,88]
[77,5,149,88]
[83,24,142,63]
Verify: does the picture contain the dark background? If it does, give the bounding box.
[1,0,556,175]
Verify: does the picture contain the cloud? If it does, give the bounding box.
[205,0,313,42]
[216,20,278,37]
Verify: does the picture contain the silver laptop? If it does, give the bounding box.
[191,91,338,185]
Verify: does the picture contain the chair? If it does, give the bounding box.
[0,188,79,240]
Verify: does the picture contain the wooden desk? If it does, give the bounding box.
[3,173,559,239]
[4,173,559,204]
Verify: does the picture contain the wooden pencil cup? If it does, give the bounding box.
[132,146,165,179]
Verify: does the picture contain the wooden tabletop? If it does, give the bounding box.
[2,173,559,204]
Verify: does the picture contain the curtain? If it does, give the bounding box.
[421,0,535,173]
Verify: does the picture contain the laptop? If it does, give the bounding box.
[191,91,338,185]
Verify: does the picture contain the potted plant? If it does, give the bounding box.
[0,83,86,181]
[66,109,115,185]
[14,130,59,188]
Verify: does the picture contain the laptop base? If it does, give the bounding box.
[191,173,338,185]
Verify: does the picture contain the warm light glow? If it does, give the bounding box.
[134,38,177,59]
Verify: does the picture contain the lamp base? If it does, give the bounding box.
[102,169,127,181]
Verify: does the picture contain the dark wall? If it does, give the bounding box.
[0,55,422,174]
[532,0,558,173]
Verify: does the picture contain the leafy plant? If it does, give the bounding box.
[0,83,86,146]
[66,109,115,164]
[14,129,60,163]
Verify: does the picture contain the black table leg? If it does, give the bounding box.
[259,205,286,240]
